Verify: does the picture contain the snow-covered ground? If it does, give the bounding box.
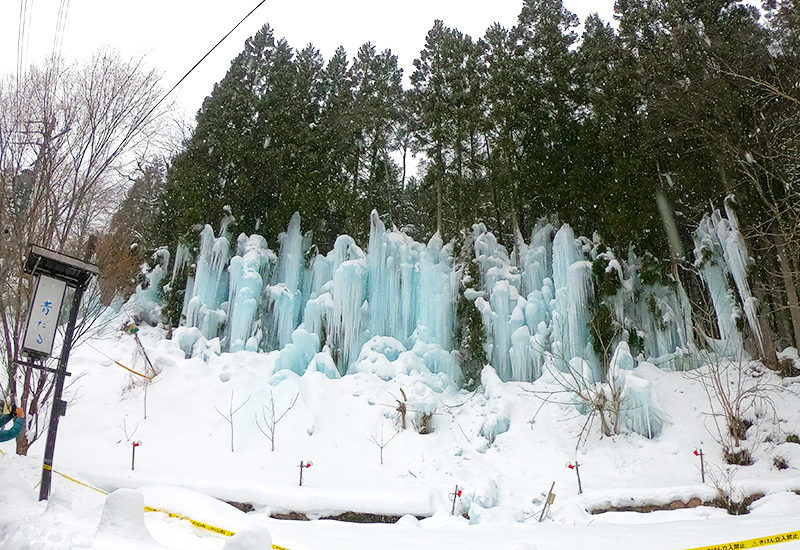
[2,324,800,549]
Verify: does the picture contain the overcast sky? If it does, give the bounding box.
[0,0,616,120]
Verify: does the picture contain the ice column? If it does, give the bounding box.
[331,258,369,374]
[715,198,763,354]
[184,224,231,339]
[367,211,416,346]
[227,234,274,352]
[551,225,597,374]
[266,213,307,349]
[694,216,744,355]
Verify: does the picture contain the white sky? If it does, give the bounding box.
[0,0,615,121]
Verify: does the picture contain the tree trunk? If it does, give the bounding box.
[775,232,800,349]
[436,143,444,239]
[512,207,521,268]
[752,279,780,368]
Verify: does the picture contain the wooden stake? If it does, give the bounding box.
[539,481,555,522]
[450,485,460,515]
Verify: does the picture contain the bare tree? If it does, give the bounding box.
[689,347,781,465]
[119,418,139,444]
[215,390,250,452]
[525,314,625,442]
[0,52,167,454]
[688,301,786,465]
[368,424,399,465]
[255,390,298,452]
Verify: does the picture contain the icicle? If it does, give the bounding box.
[266,212,307,349]
[330,259,369,374]
[184,224,231,339]
[694,215,745,356]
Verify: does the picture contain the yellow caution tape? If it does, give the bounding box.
[42,463,109,495]
[85,342,153,380]
[685,529,800,550]
[114,360,153,380]
[143,506,292,549]
[144,506,236,536]
[40,463,290,549]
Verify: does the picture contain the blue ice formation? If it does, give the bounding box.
[693,196,762,358]
[181,210,459,383]
[609,342,664,438]
[172,205,751,409]
[132,247,170,325]
[473,219,696,387]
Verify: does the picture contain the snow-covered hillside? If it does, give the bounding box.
[1,321,800,549]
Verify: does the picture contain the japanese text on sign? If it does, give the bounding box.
[22,275,67,357]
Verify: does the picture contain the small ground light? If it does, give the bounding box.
[299,460,312,486]
[131,441,142,471]
[567,462,582,494]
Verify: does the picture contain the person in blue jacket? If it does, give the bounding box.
[0,406,24,442]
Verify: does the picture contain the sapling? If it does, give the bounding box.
[368,425,399,465]
[119,418,139,444]
[215,390,251,452]
[395,388,408,430]
[255,391,299,452]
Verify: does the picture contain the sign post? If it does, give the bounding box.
[17,243,97,501]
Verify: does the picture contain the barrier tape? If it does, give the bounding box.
[40,463,290,549]
[85,342,153,380]
[143,506,291,549]
[114,360,153,380]
[42,463,109,495]
[685,529,800,550]
[144,506,236,536]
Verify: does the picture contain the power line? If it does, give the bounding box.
[138,0,269,127]
[51,0,70,63]
[17,0,28,86]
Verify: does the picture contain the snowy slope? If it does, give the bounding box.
[2,321,800,548]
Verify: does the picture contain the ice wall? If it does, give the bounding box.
[173,204,752,391]
[474,223,598,382]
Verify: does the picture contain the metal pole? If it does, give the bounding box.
[575,462,583,495]
[700,450,705,483]
[299,461,304,486]
[39,283,85,501]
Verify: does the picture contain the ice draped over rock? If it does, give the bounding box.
[474,223,600,382]
[693,197,760,357]
[226,234,274,352]
[179,207,751,390]
[183,224,231,339]
[181,211,459,382]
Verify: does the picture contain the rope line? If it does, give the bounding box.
[84,342,153,380]
[39,464,291,549]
